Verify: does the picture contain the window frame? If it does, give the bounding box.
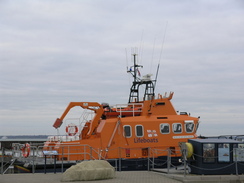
[218,143,230,163]
[159,123,170,134]
[172,123,182,134]
[184,122,195,133]
[135,125,144,137]
[203,143,215,163]
[123,125,132,138]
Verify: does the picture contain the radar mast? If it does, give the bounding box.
[127,52,156,103]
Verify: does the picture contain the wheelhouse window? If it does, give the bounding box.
[135,125,143,137]
[173,123,182,133]
[185,123,195,133]
[124,125,132,138]
[160,123,170,134]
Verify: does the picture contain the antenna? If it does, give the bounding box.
[158,21,168,65]
[150,36,156,74]
[155,21,168,88]
[138,30,144,64]
[125,48,128,71]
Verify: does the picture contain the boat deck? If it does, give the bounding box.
[1,171,244,183]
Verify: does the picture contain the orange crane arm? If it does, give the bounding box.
[52,102,103,136]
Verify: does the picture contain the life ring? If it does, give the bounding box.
[22,143,30,158]
[65,124,78,136]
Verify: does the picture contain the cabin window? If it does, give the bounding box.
[160,123,170,134]
[124,125,132,138]
[135,125,143,137]
[233,144,244,161]
[185,123,194,133]
[218,144,230,162]
[173,123,182,134]
[203,143,215,163]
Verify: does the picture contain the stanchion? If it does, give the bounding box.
[32,146,35,173]
[147,147,150,171]
[44,154,47,174]
[152,149,155,170]
[90,147,92,160]
[61,147,64,173]
[54,155,56,174]
[119,147,121,172]
[1,147,4,174]
[234,148,238,176]
[113,159,116,171]
[167,148,171,174]
[183,148,186,177]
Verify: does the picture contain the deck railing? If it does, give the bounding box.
[2,144,244,176]
[115,103,143,117]
[3,144,180,173]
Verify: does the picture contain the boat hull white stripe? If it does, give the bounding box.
[173,135,194,139]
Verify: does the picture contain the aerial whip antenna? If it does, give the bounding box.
[150,36,157,74]
[138,30,144,64]
[155,21,168,87]
[125,48,128,71]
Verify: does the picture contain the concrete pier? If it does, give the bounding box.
[1,171,180,183]
[1,171,244,183]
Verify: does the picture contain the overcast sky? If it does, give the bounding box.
[1,0,244,136]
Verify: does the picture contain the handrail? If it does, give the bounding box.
[2,158,16,174]
[115,103,143,117]
[4,143,244,175]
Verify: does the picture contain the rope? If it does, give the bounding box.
[189,162,235,171]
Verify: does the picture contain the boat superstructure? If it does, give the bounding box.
[43,52,200,164]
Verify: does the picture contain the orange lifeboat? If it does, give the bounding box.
[43,52,200,168]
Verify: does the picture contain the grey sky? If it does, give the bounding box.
[0,0,244,136]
